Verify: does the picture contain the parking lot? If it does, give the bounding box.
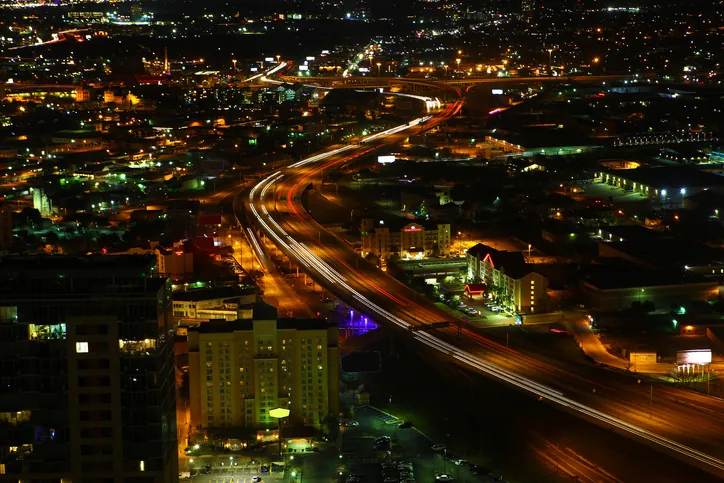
[339,406,507,483]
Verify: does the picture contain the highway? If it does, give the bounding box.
[237,89,724,478]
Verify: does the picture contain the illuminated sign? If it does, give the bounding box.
[404,225,419,232]
[491,89,504,95]
[250,67,258,72]
[378,155,396,164]
[358,67,370,73]
[264,57,275,62]
[676,349,711,365]
[298,65,309,71]
[306,56,316,61]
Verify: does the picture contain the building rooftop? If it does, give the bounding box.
[0,255,166,296]
[190,314,332,334]
[173,286,257,302]
[600,166,724,190]
[581,258,713,290]
[0,254,157,275]
[467,243,532,279]
[601,239,724,270]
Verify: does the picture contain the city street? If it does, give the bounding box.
[241,108,724,480]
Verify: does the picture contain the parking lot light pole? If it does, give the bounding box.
[269,407,291,462]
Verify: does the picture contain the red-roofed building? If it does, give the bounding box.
[466,243,548,313]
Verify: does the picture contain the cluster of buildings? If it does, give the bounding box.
[0,254,340,483]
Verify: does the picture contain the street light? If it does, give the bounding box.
[547,49,553,73]
[269,407,290,461]
[376,62,382,76]
[455,58,461,70]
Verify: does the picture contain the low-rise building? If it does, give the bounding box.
[172,286,258,324]
[466,243,548,313]
[188,303,339,431]
[580,259,719,311]
[362,220,451,259]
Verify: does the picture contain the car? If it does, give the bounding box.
[490,306,501,312]
[252,477,263,483]
[431,444,447,452]
[398,421,413,429]
[435,475,454,482]
[201,465,212,475]
[179,472,191,480]
[341,420,359,427]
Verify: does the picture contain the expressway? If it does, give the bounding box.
[239,94,724,477]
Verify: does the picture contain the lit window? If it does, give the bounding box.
[76,342,89,353]
[139,461,145,472]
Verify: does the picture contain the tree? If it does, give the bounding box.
[19,207,42,228]
[322,415,339,441]
[43,231,60,245]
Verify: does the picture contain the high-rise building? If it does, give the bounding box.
[188,303,339,432]
[0,255,177,483]
[521,0,535,20]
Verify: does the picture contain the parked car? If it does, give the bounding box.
[435,475,454,482]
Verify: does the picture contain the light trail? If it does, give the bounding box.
[245,114,724,477]
[246,62,288,83]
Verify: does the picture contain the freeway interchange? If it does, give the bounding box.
[236,90,724,479]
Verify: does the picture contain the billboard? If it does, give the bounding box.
[676,349,712,365]
[491,89,504,95]
[264,57,275,62]
[378,155,396,164]
[298,65,309,71]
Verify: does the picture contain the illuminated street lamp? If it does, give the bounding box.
[232,58,237,71]
[269,407,290,461]
[444,64,448,77]
[592,57,600,64]
[376,62,382,76]
[547,49,554,73]
[276,54,281,63]
[455,58,461,71]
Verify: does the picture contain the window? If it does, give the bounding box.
[76,342,89,353]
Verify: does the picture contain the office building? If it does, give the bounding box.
[362,221,451,259]
[188,303,339,432]
[521,0,535,20]
[466,243,548,313]
[0,255,177,483]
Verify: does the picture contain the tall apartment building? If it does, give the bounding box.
[0,255,177,483]
[362,221,451,259]
[188,303,339,432]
